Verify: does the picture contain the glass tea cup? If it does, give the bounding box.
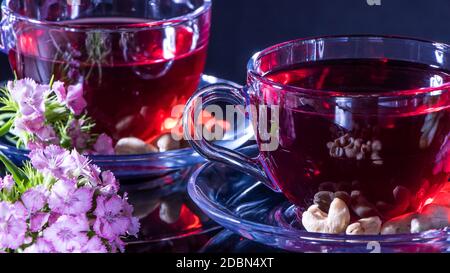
[183,36,450,220]
[1,0,211,142]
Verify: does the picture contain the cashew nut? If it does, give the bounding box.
[381,212,416,235]
[156,133,181,152]
[410,204,450,233]
[133,198,161,219]
[381,203,450,234]
[346,216,382,235]
[115,137,158,155]
[302,198,350,234]
[159,195,184,224]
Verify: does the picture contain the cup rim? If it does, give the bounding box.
[247,34,450,98]
[1,0,211,30]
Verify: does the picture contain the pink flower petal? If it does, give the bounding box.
[93,134,115,155]
[23,239,55,253]
[66,83,87,115]
[43,215,89,253]
[81,236,107,253]
[48,180,93,215]
[21,187,47,213]
[30,212,50,232]
[1,175,15,192]
[52,81,67,104]
[0,202,27,249]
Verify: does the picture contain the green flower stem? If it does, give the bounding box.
[0,150,27,183]
[45,104,70,123]
[0,118,14,138]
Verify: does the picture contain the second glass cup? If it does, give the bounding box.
[183,35,450,220]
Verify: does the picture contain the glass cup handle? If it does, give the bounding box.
[182,83,279,191]
[0,14,12,54]
[0,16,5,53]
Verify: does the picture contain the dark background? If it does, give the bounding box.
[2,0,450,83]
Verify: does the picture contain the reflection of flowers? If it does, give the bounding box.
[48,30,82,83]
[85,31,112,83]
[433,133,449,175]
[48,30,112,83]
[420,113,443,149]
[119,32,173,80]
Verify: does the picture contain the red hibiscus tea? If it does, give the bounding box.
[258,58,450,217]
[183,37,450,221]
[3,0,211,142]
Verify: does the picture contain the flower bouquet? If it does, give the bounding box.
[0,78,139,253]
[0,144,139,253]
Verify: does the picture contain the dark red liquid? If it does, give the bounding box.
[256,59,450,218]
[9,17,209,142]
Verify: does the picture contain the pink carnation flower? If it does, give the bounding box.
[93,133,115,155]
[21,186,47,213]
[48,180,93,216]
[35,125,58,144]
[9,78,48,116]
[53,82,87,115]
[109,237,126,253]
[23,239,54,253]
[29,145,73,180]
[43,215,89,253]
[26,140,46,151]
[0,175,15,192]
[82,163,103,186]
[81,236,107,253]
[93,195,131,241]
[121,193,140,237]
[47,212,62,226]
[12,112,45,138]
[0,202,27,250]
[99,170,119,196]
[128,217,141,238]
[67,150,91,178]
[30,212,50,233]
[68,119,90,151]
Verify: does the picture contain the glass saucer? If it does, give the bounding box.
[122,165,222,253]
[188,146,450,253]
[0,75,254,182]
[200,230,285,253]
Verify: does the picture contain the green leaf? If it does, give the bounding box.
[0,150,27,183]
[0,118,14,138]
[0,113,15,121]
[49,75,55,89]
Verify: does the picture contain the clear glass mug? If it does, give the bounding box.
[183,36,450,219]
[1,0,211,142]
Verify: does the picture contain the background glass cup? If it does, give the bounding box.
[0,0,211,142]
[183,35,450,219]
